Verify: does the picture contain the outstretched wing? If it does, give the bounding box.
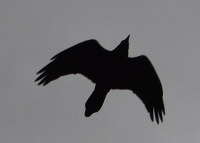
[127,55,165,124]
[35,40,109,86]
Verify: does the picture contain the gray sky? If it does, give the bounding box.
[1,0,200,142]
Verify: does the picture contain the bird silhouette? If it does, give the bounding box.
[35,35,165,124]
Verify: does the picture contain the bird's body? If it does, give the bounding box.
[35,35,165,123]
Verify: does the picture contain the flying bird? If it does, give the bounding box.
[35,35,165,124]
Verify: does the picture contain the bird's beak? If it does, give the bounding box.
[125,35,130,41]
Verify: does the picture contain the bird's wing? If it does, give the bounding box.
[127,55,165,124]
[35,40,109,86]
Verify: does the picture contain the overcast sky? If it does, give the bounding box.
[1,0,200,142]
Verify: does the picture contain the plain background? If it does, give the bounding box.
[1,0,200,142]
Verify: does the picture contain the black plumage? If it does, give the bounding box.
[35,35,165,123]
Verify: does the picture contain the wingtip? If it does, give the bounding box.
[50,56,56,60]
[149,106,165,124]
[36,69,43,74]
[162,105,166,116]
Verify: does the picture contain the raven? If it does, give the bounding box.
[35,35,165,124]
